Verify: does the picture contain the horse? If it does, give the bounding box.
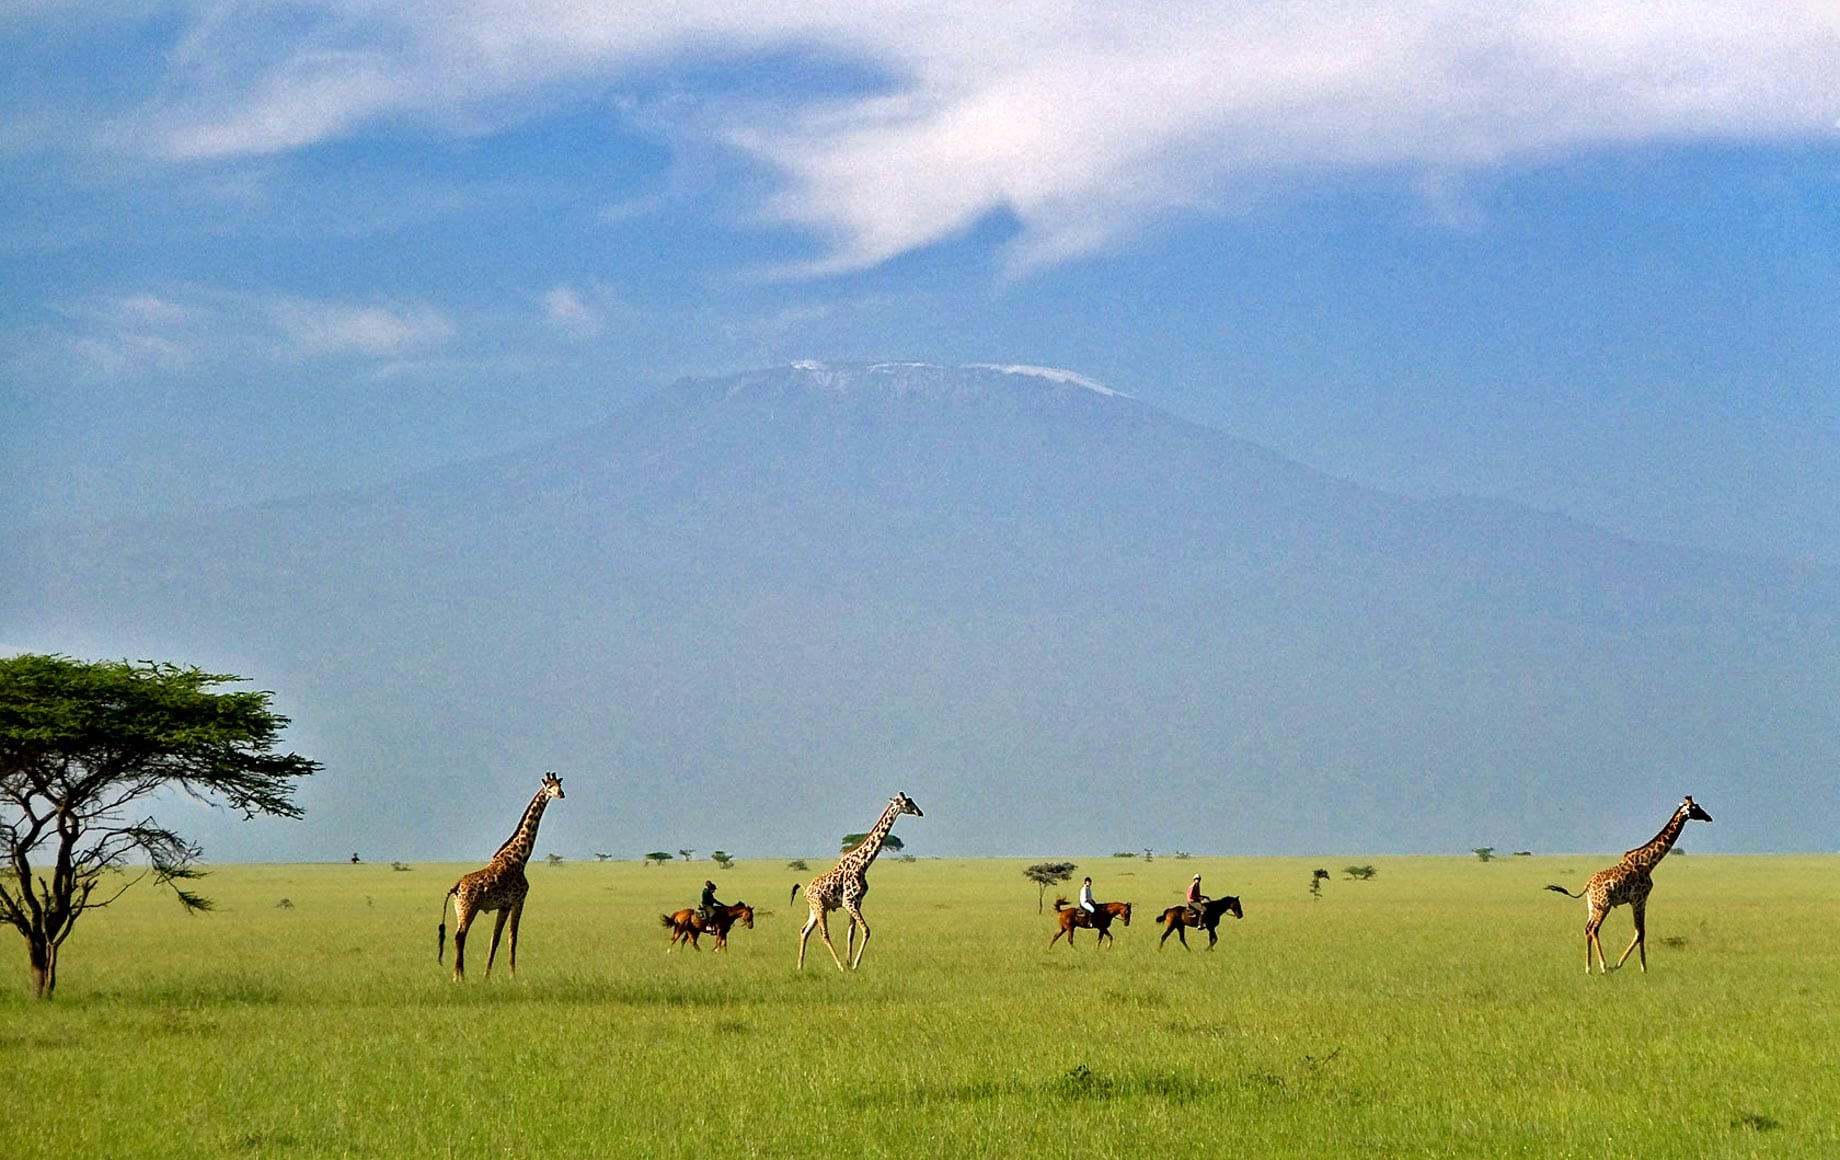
[1156,895,1244,950]
[660,901,755,951]
[1049,897,1133,948]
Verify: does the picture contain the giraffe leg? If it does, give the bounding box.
[484,908,511,978]
[1585,909,1608,974]
[1615,901,1647,972]
[506,903,523,978]
[450,905,476,982]
[797,907,818,970]
[815,908,847,972]
[845,902,871,970]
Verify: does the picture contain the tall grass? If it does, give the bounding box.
[3,855,1836,1157]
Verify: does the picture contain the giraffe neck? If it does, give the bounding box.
[492,789,553,867]
[838,799,904,876]
[1623,807,1689,873]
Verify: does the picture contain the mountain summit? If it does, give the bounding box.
[5,364,1835,860]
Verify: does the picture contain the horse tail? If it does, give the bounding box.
[1052,896,1069,911]
[660,913,676,928]
[1544,884,1585,899]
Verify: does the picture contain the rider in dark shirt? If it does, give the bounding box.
[697,880,723,926]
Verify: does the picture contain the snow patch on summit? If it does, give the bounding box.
[969,364,1129,398]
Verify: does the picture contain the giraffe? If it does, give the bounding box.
[436,772,565,982]
[797,792,924,971]
[1546,795,1711,974]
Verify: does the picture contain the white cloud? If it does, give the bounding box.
[542,285,602,339]
[270,298,455,357]
[113,3,1840,271]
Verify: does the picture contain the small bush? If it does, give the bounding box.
[1343,865,1377,881]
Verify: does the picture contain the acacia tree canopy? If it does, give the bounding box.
[0,654,319,998]
[1023,861,1078,912]
[840,832,904,853]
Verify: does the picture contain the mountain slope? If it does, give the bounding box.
[5,362,1835,860]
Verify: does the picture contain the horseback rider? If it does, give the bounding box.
[696,879,724,927]
[1185,874,1207,924]
[1079,876,1098,916]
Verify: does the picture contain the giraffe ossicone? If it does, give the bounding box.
[1545,795,1711,974]
[436,772,565,982]
[796,791,924,972]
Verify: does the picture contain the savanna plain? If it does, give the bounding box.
[3,854,1837,1158]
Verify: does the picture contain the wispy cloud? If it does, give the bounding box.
[270,297,455,358]
[29,287,457,378]
[541,285,603,339]
[75,3,1840,271]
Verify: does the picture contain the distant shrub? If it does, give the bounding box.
[1473,847,1494,862]
[711,851,735,869]
[1310,869,1329,899]
[788,859,809,872]
[1111,851,1138,859]
[1343,865,1377,881]
[390,861,411,872]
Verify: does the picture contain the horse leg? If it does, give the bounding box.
[1205,921,1218,950]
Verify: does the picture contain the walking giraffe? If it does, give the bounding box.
[437,772,565,982]
[1546,795,1711,974]
[797,792,924,971]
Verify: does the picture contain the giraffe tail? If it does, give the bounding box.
[437,884,458,962]
[1544,884,1585,899]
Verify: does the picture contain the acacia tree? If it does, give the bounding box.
[840,832,904,853]
[0,655,318,998]
[1023,861,1077,913]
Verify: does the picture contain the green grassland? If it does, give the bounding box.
[3,853,1837,1157]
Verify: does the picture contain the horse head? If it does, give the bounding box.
[734,903,754,929]
[1219,896,1244,921]
[1117,901,1133,926]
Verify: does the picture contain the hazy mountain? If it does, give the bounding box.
[5,362,1835,861]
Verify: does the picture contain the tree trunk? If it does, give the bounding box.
[28,933,55,1000]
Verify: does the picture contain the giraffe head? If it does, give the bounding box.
[893,792,923,818]
[541,772,565,800]
[1679,796,1710,823]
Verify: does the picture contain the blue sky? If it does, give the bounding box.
[4,2,1838,566]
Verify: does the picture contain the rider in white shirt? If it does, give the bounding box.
[1079,876,1097,915]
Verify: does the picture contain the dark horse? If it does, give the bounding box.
[1156,895,1243,950]
[661,901,755,951]
[1050,897,1133,948]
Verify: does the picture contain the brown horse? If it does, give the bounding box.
[1156,895,1243,950]
[661,901,755,951]
[1049,897,1133,948]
